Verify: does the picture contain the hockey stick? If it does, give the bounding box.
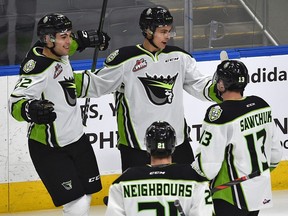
[91,0,108,72]
[220,50,229,62]
[174,199,186,216]
[211,170,260,194]
[82,0,108,126]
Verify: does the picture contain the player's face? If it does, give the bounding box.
[53,31,72,56]
[153,25,173,50]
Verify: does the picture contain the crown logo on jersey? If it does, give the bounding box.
[139,73,178,105]
[208,105,223,121]
[133,58,147,72]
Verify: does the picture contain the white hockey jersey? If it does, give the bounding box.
[194,95,283,211]
[9,43,218,148]
[8,44,113,147]
[94,44,218,150]
[105,163,214,216]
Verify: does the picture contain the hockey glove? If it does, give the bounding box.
[97,31,110,51]
[25,99,56,124]
[74,30,110,52]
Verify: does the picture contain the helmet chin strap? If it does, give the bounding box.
[146,29,160,50]
[49,45,62,58]
[148,38,159,50]
[45,35,62,58]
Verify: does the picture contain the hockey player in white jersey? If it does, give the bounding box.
[105,121,214,216]
[94,6,221,172]
[8,13,110,216]
[193,60,283,216]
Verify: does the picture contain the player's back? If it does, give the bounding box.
[105,163,213,216]
[202,95,277,177]
[200,95,282,211]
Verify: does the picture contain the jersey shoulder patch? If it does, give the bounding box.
[22,59,37,73]
[208,105,223,122]
[204,96,271,124]
[20,47,54,75]
[105,45,144,66]
[205,102,239,124]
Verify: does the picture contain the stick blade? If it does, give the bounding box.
[220,50,229,62]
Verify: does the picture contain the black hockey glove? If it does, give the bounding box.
[74,30,110,52]
[97,31,110,51]
[24,99,56,124]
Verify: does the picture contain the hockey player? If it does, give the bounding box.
[193,60,283,216]
[94,6,221,172]
[105,121,214,216]
[8,13,110,216]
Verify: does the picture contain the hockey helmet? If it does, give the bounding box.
[214,60,249,91]
[139,6,173,37]
[145,121,176,157]
[37,13,72,39]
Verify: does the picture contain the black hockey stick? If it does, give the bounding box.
[174,199,186,216]
[211,170,260,194]
[91,0,108,72]
[82,0,108,126]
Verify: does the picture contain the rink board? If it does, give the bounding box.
[1,46,288,212]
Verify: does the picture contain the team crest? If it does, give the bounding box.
[106,50,119,63]
[132,58,147,72]
[138,73,178,105]
[54,63,63,79]
[23,59,36,73]
[208,105,223,122]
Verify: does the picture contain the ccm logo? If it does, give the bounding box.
[88,175,100,182]
[81,31,88,38]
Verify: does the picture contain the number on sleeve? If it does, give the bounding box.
[205,189,213,204]
[14,77,32,89]
[199,130,212,146]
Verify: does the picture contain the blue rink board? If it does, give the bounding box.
[1,45,288,77]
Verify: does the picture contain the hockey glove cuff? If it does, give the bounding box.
[24,99,56,124]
